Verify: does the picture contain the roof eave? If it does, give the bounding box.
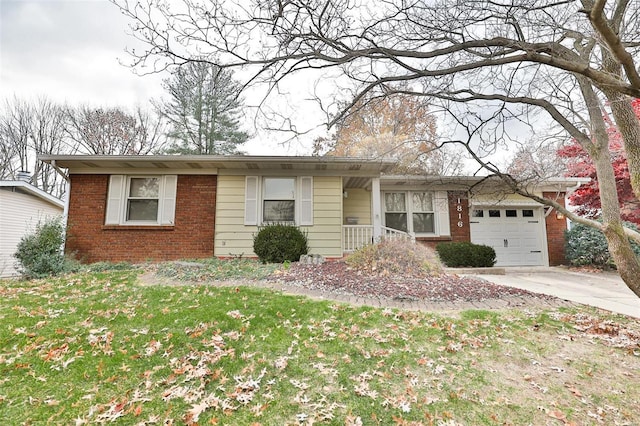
[0,181,64,208]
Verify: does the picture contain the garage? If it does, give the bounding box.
[469,206,547,266]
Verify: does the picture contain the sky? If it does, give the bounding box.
[0,0,302,155]
[0,0,515,167]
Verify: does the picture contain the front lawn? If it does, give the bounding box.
[1,268,639,425]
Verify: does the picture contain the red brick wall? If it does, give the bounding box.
[448,191,471,243]
[416,191,470,249]
[66,174,216,263]
[543,191,567,266]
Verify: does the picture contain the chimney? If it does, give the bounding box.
[16,171,31,182]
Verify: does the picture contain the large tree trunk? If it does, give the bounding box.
[607,93,640,201]
[591,135,640,297]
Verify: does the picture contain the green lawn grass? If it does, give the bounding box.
[1,267,639,425]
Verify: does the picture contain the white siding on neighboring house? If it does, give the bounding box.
[0,188,63,278]
[215,175,344,258]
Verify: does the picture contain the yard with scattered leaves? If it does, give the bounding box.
[1,265,639,425]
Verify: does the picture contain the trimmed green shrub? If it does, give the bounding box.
[13,217,78,279]
[253,224,308,263]
[564,222,640,269]
[346,238,443,277]
[435,241,497,267]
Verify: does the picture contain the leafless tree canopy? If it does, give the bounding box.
[0,99,167,197]
[0,98,68,196]
[114,0,637,116]
[65,106,166,155]
[113,0,640,296]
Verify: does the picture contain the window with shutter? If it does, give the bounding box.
[244,176,313,226]
[105,175,177,225]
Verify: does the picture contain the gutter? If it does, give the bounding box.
[49,159,71,255]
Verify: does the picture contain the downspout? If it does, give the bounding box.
[542,179,588,218]
[50,160,71,255]
[563,179,588,229]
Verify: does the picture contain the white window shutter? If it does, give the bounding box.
[435,191,450,236]
[244,176,259,225]
[160,175,178,225]
[299,176,313,226]
[105,175,124,225]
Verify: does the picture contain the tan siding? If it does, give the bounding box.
[343,188,371,225]
[0,189,63,277]
[215,175,344,258]
[306,176,342,257]
[215,176,257,257]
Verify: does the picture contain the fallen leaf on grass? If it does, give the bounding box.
[565,384,583,398]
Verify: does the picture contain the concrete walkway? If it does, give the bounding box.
[470,267,640,319]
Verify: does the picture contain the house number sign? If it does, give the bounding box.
[456,197,464,228]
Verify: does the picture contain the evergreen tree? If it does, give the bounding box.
[158,62,248,155]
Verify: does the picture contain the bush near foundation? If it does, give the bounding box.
[346,238,443,277]
[435,242,496,268]
[564,222,640,269]
[13,217,78,279]
[253,224,308,263]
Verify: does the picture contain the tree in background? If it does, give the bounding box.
[157,62,248,155]
[65,105,165,155]
[558,99,640,224]
[314,92,464,175]
[506,141,566,182]
[0,98,167,198]
[0,97,68,197]
[0,97,32,179]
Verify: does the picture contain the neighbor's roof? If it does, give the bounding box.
[39,154,396,175]
[0,180,64,209]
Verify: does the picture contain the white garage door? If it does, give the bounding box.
[470,207,545,266]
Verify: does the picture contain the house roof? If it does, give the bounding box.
[380,174,587,192]
[0,181,64,209]
[39,155,396,175]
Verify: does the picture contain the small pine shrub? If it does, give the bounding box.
[565,222,640,269]
[346,239,443,277]
[435,241,497,267]
[253,224,308,263]
[13,217,77,279]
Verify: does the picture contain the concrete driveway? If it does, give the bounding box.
[476,268,640,319]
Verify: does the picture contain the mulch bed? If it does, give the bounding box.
[268,261,558,303]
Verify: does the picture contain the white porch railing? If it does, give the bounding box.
[381,226,415,242]
[343,225,415,253]
[343,225,374,253]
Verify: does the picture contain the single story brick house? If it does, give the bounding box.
[40,155,582,267]
[0,178,64,277]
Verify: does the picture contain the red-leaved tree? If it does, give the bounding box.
[558,99,640,224]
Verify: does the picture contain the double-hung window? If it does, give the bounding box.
[105,175,177,225]
[263,178,295,222]
[244,176,313,226]
[126,177,160,221]
[384,192,408,232]
[384,191,435,234]
[411,192,435,233]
